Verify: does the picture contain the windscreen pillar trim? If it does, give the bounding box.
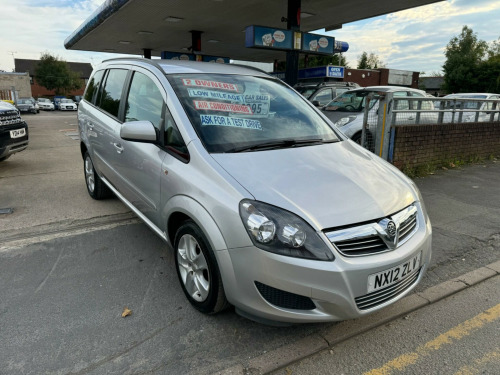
[285,0,301,86]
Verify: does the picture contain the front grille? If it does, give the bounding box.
[355,268,421,310]
[0,111,22,126]
[334,236,387,256]
[399,213,417,243]
[255,281,316,310]
[325,204,419,257]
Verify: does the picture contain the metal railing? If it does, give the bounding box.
[360,94,500,160]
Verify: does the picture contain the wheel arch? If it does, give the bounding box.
[164,196,227,252]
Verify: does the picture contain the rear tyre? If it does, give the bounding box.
[83,151,112,199]
[174,220,229,314]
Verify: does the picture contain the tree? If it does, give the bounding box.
[357,52,385,69]
[35,53,83,95]
[442,26,489,93]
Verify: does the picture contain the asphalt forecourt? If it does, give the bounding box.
[0,112,498,374]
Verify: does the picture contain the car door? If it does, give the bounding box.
[87,68,129,188]
[112,68,168,226]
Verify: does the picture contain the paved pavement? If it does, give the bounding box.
[0,112,499,374]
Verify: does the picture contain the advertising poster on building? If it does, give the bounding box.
[161,52,195,61]
[245,26,293,50]
[301,33,334,55]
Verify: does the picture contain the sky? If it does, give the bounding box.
[1,0,499,75]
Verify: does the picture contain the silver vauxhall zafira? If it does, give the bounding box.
[78,58,432,324]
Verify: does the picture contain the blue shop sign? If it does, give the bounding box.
[327,66,344,78]
[298,66,345,79]
[245,26,293,51]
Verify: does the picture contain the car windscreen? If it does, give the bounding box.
[323,91,380,113]
[39,98,49,102]
[295,87,317,99]
[61,99,73,103]
[168,74,339,153]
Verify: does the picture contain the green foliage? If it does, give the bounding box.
[443,26,499,93]
[34,53,83,95]
[357,51,385,69]
[357,52,368,69]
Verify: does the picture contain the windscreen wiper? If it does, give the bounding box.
[226,138,338,153]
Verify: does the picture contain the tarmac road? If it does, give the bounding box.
[0,112,499,374]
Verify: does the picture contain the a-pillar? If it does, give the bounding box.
[285,0,301,86]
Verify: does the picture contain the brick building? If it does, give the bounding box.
[288,66,420,89]
[0,72,32,100]
[14,59,92,99]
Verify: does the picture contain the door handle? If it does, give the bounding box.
[112,142,124,154]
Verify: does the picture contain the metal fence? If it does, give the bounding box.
[361,93,500,159]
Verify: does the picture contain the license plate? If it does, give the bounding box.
[10,128,26,138]
[367,252,421,293]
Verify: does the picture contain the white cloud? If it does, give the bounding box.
[325,0,500,73]
[1,0,498,75]
[0,0,109,71]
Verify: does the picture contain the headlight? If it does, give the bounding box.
[334,116,357,127]
[409,181,429,224]
[239,200,334,261]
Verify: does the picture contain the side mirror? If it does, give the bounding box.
[312,100,321,107]
[120,120,158,143]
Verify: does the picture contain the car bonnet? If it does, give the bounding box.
[211,140,415,230]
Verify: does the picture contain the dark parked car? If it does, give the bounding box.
[0,101,29,161]
[16,98,38,114]
[295,81,359,107]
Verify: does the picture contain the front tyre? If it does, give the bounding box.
[83,151,112,199]
[174,221,229,314]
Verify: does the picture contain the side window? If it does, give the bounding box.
[125,72,164,130]
[98,69,128,118]
[410,91,433,110]
[84,70,104,104]
[393,91,410,110]
[313,89,332,106]
[164,108,189,161]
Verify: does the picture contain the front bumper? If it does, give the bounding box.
[220,207,432,323]
[0,122,29,159]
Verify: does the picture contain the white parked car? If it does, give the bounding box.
[440,93,500,122]
[37,98,55,111]
[59,98,77,111]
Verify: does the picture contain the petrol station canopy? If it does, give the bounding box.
[65,0,443,63]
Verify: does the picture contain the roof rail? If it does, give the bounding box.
[100,57,164,72]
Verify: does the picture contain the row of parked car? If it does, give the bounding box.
[296,81,500,143]
[14,97,80,114]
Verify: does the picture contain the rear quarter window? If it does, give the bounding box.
[84,70,104,104]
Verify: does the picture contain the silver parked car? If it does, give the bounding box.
[79,58,432,324]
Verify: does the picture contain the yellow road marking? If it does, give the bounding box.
[364,303,500,375]
[453,348,500,375]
